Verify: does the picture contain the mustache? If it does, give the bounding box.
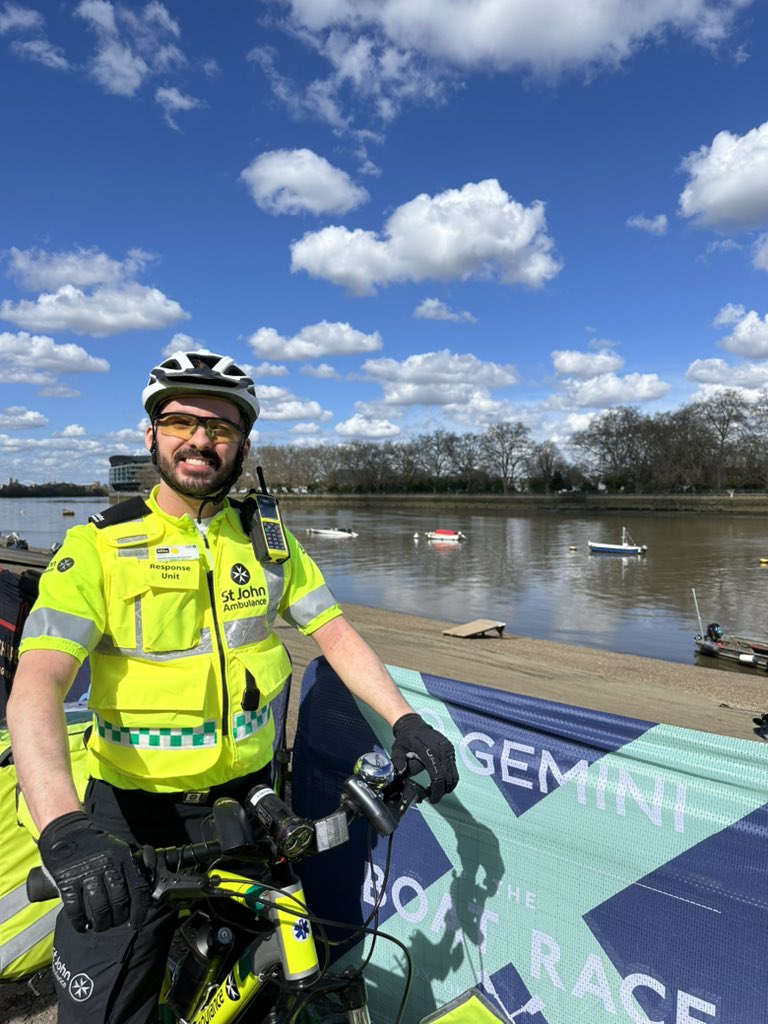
[175,448,221,469]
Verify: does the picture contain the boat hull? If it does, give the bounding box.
[694,634,768,674]
[306,528,359,538]
[588,542,646,555]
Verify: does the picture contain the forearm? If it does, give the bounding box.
[6,651,83,831]
[311,616,413,726]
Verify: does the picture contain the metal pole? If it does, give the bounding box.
[692,587,704,635]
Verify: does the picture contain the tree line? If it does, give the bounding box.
[237,389,768,496]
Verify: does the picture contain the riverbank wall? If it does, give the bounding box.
[107,491,768,515]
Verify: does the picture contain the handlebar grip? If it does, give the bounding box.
[27,867,59,903]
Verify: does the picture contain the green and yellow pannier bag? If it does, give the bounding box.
[0,708,90,982]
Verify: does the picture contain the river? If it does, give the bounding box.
[3,496,767,667]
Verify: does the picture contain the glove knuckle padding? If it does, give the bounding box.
[391,713,459,804]
[39,811,147,932]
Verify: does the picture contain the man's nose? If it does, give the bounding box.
[188,423,214,444]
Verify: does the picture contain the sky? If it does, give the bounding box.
[2,0,768,485]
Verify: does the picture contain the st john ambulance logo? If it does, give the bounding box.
[57,557,75,572]
[231,563,250,585]
[68,973,94,1001]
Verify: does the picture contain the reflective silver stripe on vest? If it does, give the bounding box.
[95,625,213,661]
[117,546,149,559]
[0,882,30,926]
[232,705,271,741]
[224,616,270,648]
[0,902,60,972]
[22,607,102,651]
[261,564,284,630]
[96,715,217,749]
[282,584,337,630]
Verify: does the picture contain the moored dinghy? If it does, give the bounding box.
[588,526,647,556]
[306,527,359,538]
[414,529,466,543]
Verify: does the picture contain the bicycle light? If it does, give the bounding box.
[246,786,315,860]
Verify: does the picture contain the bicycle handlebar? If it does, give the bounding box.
[27,752,426,905]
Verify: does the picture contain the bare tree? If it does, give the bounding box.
[692,389,749,491]
[446,433,485,492]
[481,421,532,493]
[418,429,454,491]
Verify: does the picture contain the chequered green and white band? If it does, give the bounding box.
[96,715,217,749]
[232,707,271,742]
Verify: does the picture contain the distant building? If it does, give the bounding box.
[109,455,154,492]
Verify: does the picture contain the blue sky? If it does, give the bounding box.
[2,0,768,484]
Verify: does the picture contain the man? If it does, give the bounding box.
[6,350,458,1024]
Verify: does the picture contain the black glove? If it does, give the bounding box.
[38,811,150,933]
[391,713,459,804]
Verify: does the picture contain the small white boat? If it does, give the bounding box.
[415,530,466,543]
[306,527,359,539]
[588,526,646,556]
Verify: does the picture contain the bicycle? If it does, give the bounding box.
[27,750,492,1024]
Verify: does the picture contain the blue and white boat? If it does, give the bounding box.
[588,527,647,556]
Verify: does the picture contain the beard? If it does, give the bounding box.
[155,445,235,499]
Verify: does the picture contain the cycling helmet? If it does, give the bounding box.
[142,351,260,429]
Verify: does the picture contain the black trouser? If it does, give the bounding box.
[52,770,270,1024]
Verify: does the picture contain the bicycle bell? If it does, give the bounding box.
[354,751,395,789]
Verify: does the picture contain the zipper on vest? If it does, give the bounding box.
[202,534,229,738]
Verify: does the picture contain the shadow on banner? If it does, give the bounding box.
[291,656,768,1024]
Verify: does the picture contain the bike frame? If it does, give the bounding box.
[160,868,325,1024]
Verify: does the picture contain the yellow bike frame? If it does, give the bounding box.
[163,868,321,1024]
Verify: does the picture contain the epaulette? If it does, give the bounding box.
[89,496,151,529]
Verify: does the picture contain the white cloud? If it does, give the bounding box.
[290,422,321,434]
[253,383,331,422]
[0,4,42,34]
[7,246,153,290]
[291,179,561,295]
[413,297,477,322]
[0,405,48,430]
[753,234,768,271]
[280,0,744,76]
[362,349,518,406]
[301,362,339,379]
[248,321,382,360]
[626,213,668,236]
[59,423,88,437]
[679,121,768,230]
[10,38,70,69]
[161,333,201,357]
[552,348,624,378]
[712,302,745,326]
[559,372,670,407]
[0,332,109,390]
[686,358,768,388]
[240,149,369,216]
[155,86,204,129]
[261,398,329,421]
[250,361,289,378]
[335,413,401,438]
[75,0,186,100]
[717,308,768,358]
[0,282,189,336]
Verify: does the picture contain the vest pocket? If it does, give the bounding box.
[231,641,291,708]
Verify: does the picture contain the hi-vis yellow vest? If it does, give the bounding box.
[0,710,90,982]
[19,490,341,793]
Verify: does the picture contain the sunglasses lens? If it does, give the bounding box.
[208,420,241,442]
[156,414,241,443]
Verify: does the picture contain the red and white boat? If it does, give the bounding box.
[414,529,466,543]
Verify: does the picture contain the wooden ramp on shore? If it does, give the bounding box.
[442,618,506,639]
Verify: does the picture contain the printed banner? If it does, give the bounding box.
[291,657,768,1024]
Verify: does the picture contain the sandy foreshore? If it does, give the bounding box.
[278,602,767,744]
[3,602,766,1023]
